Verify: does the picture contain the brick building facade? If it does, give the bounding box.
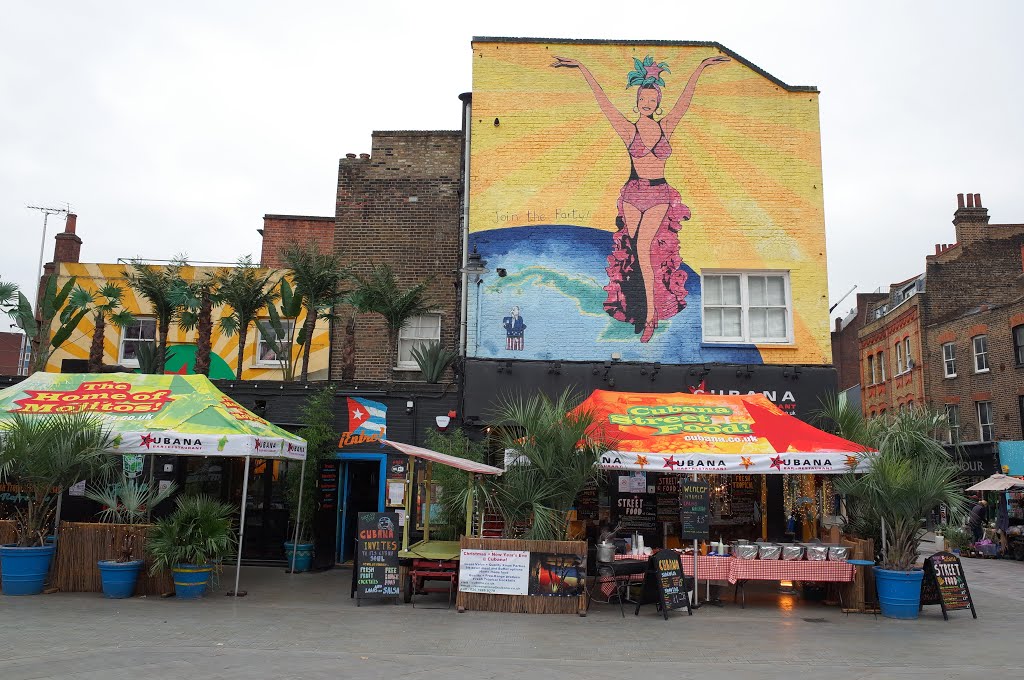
[857,275,927,417]
[259,215,334,267]
[831,291,887,394]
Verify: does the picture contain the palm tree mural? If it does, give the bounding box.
[171,272,221,376]
[123,258,186,374]
[68,283,135,372]
[216,256,280,379]
[346,264,436,383]
[282,243,348,381]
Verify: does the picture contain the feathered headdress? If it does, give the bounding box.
[626,56,670,89]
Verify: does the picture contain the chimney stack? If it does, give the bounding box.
[52,213,83,266]
[952,191,990,246]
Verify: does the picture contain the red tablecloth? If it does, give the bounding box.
[726,558,855,585]
[608,553,854,586]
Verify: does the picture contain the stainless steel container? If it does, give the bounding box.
[782,545,804,561]
[805,545,829,561]
[758,544,782,560]
[828,546,850,561]
[734,544,759,560]
[596,542,616,563]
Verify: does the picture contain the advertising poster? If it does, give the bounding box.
[459,549,530,595]
[528,553,586,597]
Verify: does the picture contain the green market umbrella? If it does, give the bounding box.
[0,373,308,595]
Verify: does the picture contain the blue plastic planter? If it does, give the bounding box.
[171,564,213,599]
[283,542,314,573]
[1,544,56,596]
[874,566,924,619]
[97,560,144,599]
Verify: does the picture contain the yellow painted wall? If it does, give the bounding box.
[45,263,330,379]
[468,40,830,365]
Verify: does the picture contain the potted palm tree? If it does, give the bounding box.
[491,390,608,540]
[0,413,115,595]
[84,476,177,598]
[147,495,236,599]
[823,401,967,619]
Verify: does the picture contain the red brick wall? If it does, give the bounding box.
[260,215,335,267]
[330,131,464,382]
[0,332,23,375]
[858,297,927,416]
[923,231,1024,442]
[831,292,887,392]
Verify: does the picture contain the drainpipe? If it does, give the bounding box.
[458,92,472,358]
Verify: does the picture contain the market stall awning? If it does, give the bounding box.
[0,373,305,460]
[381,439,503,475]
[574,390,870,474]
[965,474,1024,492]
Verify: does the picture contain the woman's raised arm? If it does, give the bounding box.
[552,57,633,145]
[661,56,730,138]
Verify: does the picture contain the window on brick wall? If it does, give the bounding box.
[904,337,912,368]
[702,272,791,344]
[119,318,156,367]
[878,351,886,381]
[397,314,441,370]
[973,335,989,373]
[942,342,957,378]
[867,355,876,385]
[977,401,994,442]
[945,404,960,444]
[1014,325,1024,366]
[895,341,904,374]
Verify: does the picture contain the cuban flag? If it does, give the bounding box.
[347,396,387,440]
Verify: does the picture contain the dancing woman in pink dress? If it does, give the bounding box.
[552,54,728,342]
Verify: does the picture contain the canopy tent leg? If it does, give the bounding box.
[691,472,700,609]
[401,455,413,552]
[290,457,307,574]
[146,454,157,524]
[232,455,251,597]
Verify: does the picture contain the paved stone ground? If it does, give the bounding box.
[1,555,1018,680]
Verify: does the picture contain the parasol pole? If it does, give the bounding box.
[692,472,700,608]
[290,456,307,574]
[233,455,251,597]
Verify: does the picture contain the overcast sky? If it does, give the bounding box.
[2,1,1021,325]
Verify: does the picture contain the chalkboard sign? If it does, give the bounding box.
[679,480,710,540]
[633,549,692,619]
[655,474,680,522]
[318,461,339,511]
[355,512,400,605]
[922,551,977,620]
[613,491,658,546]
[576,478,599,521]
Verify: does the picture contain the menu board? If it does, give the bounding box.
[729,475,757,521]
[355,512,400,604]
[318,461,339,511]
[655,474,680,522]
[922,551,977,620]
[651,549,690,618]
[679,480,710,540]
[576,478,599,521]
[613,490,658,545]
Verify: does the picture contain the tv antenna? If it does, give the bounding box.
[25,202,71,314]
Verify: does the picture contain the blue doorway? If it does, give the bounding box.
[337,452,387,563]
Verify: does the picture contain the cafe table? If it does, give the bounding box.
[728,558,855,608]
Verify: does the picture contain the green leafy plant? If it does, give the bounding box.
[147,495,236,574]
[940,524,973,552]
[490,389,608,541]
[286,385,339,543]
[282,243,348,381]
[255,278,304,381]
[423,428,489,540]
[346,264,436,383]
[215,256,280,379]
[123,257,187,374]
[69,283,135,372]
[0,413,117,546]
[6,275,89,373]
[410,342,457,384]
[819,398,968,570]
[133,342,162,374]
[85,476,178,525]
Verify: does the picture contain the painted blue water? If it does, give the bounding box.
[468,225,762,364]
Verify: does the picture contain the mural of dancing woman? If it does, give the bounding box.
[552,54,729,343]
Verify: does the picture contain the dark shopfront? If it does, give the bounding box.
[463,360,841,542]
[947,442,1000,485]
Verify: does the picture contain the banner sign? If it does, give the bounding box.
[459,549,530,595]
[355,512,400,603]
[577,390,871,474]
[527,552,585,597]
